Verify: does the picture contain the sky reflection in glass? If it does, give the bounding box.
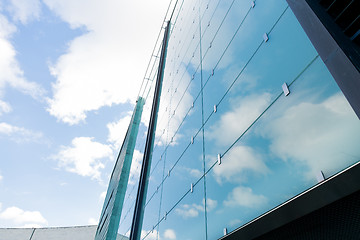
[118,1,360,239]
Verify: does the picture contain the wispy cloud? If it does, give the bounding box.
[224,186,267,208]
[52,137,113,180]
[5,0,41,24]
[175,198,217,219]
[0,100,11,115]
[0,122,45,143]
[207,93,271,146]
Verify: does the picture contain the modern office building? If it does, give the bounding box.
[112,0,360,239]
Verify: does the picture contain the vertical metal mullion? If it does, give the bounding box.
[129,21,171,240]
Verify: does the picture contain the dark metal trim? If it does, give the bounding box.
[220,161,360,240]
[129,21,171,240]
[286,0,360,119]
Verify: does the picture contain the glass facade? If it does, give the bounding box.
[117,1,360,239]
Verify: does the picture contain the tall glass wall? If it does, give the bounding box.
[118,0,360,239]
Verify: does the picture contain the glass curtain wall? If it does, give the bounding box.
[118,0,360,239]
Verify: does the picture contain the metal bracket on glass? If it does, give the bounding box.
[218,154,222,165]
[251,1,255,8]
[214,105,217,113]
[263,33,269,42]
[191,183,194,193]
[191,136,194,144]
[168,170,171,177]
[224,228,228,236]
[211,69,214,76]
[192,102,194,108]
[316,170,325,183]
[209,41,212,48]
[282,82,290,96]
[164,211,167,220]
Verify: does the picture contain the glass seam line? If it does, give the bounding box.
[199,2,209,239]
[153,0,253,163]
[156,0,221,129]
[156,0,231,127]
[150,0,252,179]
[142,53,320,240]
[142,3,290,218]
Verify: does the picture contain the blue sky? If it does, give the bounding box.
[0,0,169,228]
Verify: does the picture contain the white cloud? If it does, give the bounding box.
[185,168,202,178]
[175,204,199,218]
[22,223,43,228]
[128,149,143,185]
[0,14,45,106]
[0,100,11,115]
[155,64,194,146]
[0,206,47,226]
[163,229,176,240]
[107,113,131,149]
[6,0,41,24]
[44,0,169,124]
[212,145,268,184]
[229,219,242,227]
[207,93,271,146]
[262,93,360,179]
[175,198,217,219]
[52,137,113,180]
[99,191,106,202]
[224,186,267,208]
[0,174,2,182]
[141,229,158,240]
[0,122,44,143]
[88,217,97,225]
